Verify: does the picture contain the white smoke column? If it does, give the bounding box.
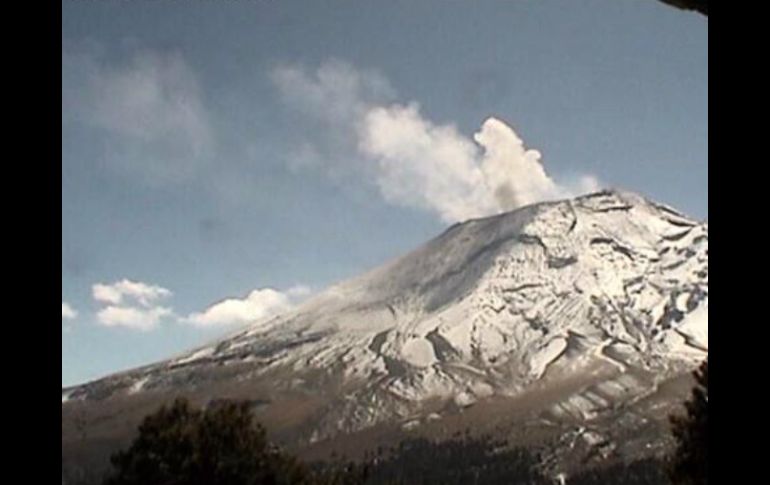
[274,61,602,224]
[474,117,563,211]
[359,105,591,223]
[359,103,496,223]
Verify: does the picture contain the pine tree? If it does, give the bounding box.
[669,358,708,485]
[102,398,311,485]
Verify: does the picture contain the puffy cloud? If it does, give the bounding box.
[89,279,310,331]
[92,279,172,306]
[62,302,78,320]
[272,60,602,223]
[185,288,295,328]
[96,306,173,332]
[92,279,174,331]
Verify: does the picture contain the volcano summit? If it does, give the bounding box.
[62,190,708,476]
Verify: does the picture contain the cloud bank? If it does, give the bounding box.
[273,61,600,223]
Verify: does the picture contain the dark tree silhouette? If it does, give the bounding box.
[102,398,310,485]
[100,397,677,485]
[669,358,708,485]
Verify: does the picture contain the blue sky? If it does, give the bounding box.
[62,0,707,386]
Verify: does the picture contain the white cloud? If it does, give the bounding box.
[286,284,313,298]
[97,305,173,332]
[88,279,309,331]
[62,302,77,333]
[62,44,213,184]
[92,279,172,306]
[272,60,602,223]
[62,302,78,320]
[185,286,311,328]
[92,279,174,331]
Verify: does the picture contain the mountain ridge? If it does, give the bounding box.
[62,189,707,475]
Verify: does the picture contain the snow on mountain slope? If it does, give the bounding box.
[63,189,707,445]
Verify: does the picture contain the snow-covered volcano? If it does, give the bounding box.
[62,190,707,470]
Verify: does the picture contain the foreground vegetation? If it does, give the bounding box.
[97,406,671,485]
[62,359,707,485]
